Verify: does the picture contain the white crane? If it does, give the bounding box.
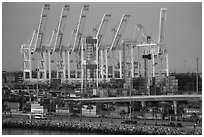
[21,30,37,80]
[51,4,70,80]
[67,5,89,80]
[21,4,50,81]
[135,8,168,94]
[92,13,111,83]
[104,13,130,80]
[136,24,157,95]
[71,5,89,53]
[34,4,50,81]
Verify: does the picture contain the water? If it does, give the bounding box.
[2,127,95,135]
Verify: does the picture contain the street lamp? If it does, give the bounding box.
[36,68,39,102]
[196,57,199,94]
[26,82,31,102]
[129,82,132,120]
[184,60,186,73]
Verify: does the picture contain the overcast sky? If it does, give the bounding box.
[2,2,202,73]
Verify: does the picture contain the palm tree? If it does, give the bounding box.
[120,109,127,122]
[67,101,74,121]
[177,106,184,122]
[141,106,148,125]
[100,103,103,123]
[56,97,64,120]
[108,104,116,123]
[130,102,138,120]
[152,106,160,125]
[191,113,199,125]
[77,101,84,122]
[159,102,171,126]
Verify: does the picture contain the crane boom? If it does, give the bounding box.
[158,8,168,77]
[53,4,70,52]
[67,28,77,53]
[158,8,167,45]
[72,5,89,52]
[109,13,130,51]
[95,13,111,47]
[158,8,167,55]
[136,24,152,44]
[34,4,50,52]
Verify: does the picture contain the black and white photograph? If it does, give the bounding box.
[2,1,202,135]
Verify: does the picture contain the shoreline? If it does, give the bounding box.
[2,118,202,135]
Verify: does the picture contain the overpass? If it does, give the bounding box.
[65,94,202,103]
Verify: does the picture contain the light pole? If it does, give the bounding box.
[196,57,199,94]
[36,68,39,102]
[129,79,132,120]
[27,83,31,102]
[184,60,186,73]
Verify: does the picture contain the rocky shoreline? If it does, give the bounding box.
[2,119,202,135]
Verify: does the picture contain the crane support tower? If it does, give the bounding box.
[21,4,50,81]
[136,24,157,95]
[92,13,111,82]
[51,5,70,80]
[69,5,89,80]
[34,4,50,81]
[105,13,130,80]
[21,30,37,80]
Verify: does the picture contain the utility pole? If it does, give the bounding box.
[37,68,39,102]
[184,60,186,73]
[196,57,199,94]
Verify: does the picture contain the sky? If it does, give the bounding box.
[2,2,202,73]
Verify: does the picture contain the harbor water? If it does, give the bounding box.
[2,127,96,135]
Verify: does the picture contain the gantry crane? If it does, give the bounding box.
[44,29,56,81]
[50,4,70,81]
[21,4,50,81]
[67,5,89,80]
[135,8,168,94]
[105,13,130,80]
[21,30,37,80]
[33,4,50,81]
[136,24,157,95]
[92,13,111,83]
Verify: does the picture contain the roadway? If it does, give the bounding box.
[64,94,202,102]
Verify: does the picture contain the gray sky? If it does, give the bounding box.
[2,2,202,73]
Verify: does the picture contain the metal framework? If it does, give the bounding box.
[21,4,50,81]
[21,4,168,94]
[93,13,111,82]
[158,8,168,77]
[105,13,130,80]
[68,5,89,80]
[51,5,70,80]
[81,36,97,96]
